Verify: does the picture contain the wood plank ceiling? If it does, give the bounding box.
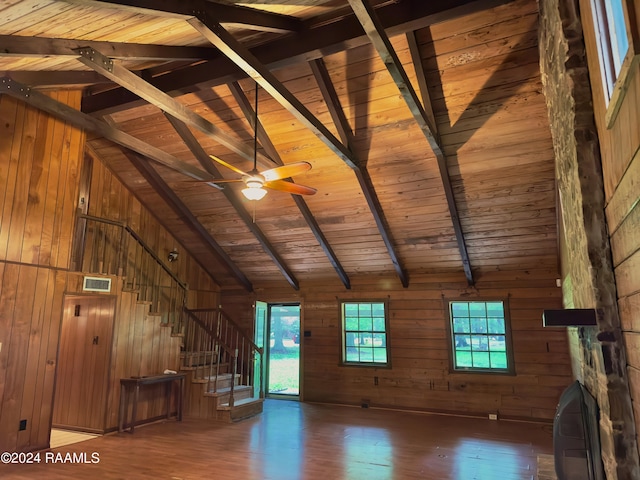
[0,0,558,292]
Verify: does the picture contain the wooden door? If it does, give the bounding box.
[52,295,115,432]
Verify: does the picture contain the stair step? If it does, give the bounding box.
[217,398,264,422]
[205,385,253,406]
[218,396,263,410]
[205,385,252,397]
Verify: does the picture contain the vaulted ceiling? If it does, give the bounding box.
[0,0,557,292]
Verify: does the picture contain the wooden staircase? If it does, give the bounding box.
[74,214,263,423]
[179,308,264,422]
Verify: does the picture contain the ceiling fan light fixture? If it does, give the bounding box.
[242,186,267,201]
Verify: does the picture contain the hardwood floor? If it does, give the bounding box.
[0,400,553,479]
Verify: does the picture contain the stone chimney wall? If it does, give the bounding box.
[538,0,639,478]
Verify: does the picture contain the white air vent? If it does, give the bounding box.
[83,276,112,292]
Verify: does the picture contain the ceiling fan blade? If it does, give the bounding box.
[209,154,248,176]
[264,180,317,195]
[261,161,311,181]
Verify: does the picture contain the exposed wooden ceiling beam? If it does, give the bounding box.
[122,150,254,292]
[5,71,111,87]
[0,76,215,183]
[81,0,513,115]
[192,18,409,287]
[309,58,408,288]
[189,18,358,166]
[0,34,217,61]
[347,0,474,285]
[406,30,438,138]
[164,113,301,291]
[190,17,410,287]
[63,0,302,32]
[73,46,274,169]
[227,81,351,290]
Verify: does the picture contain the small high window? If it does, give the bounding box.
[591,0,630,100]
[341,302,389,366]
[449,300,513,373]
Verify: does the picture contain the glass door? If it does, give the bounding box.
[254,301,267,398]
[266,303,300,397]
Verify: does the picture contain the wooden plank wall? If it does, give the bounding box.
[83,152,220,303]
[0,93,221,451]
[579,0,640,459]
[0,91,84,453]
[104,287,182,430]
[223,270,573,421]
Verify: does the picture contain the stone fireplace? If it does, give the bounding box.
[538,0,639,478]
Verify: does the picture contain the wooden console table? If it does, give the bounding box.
[118,373,186,433]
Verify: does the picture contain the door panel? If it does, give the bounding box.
[254,301,267,398]
[53,296,114,431]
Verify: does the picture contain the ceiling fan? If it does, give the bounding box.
[208,83,316,201]
[209,155,317,201]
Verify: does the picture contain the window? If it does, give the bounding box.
[591,0,630,97]
[589,0,638,125]
[449,300,512,373]
[342,302,389,366]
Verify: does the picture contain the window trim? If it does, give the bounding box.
[589,0,640,128]
[444,298,515,375]
[339,299,391,368]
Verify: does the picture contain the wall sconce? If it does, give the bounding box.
[167,249,179,262]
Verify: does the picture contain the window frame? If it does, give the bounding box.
[340,300,391,368]
[589,0,640,127]
[445,298,515,375]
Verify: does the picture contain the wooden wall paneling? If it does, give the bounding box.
[0,262,18,452]
[605,149,640,235]
[16,267,51,448]
[47,93,79,268]
[38,101,65,268]
[610,201,640,270]
[0,265,38,451]
[131,303,147,378]
[226,271,571,421]
[0,96,20,254]
[4,101,38,263]
[615,250,640,299]
[619,291,640,332]
[37,269,67,447]
[104,291,137,429]
[19,108,50,265]
[600,69,640,196]
[51,296,72,426]
[139,313,156,376]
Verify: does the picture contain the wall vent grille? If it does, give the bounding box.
[83,276,111,292]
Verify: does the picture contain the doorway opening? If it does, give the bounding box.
[255,302,301,399]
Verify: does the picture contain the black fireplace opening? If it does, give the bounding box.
[553,380,605,480]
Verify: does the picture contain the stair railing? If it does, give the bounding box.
[183,307,263,406]
[72,213,188,329]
